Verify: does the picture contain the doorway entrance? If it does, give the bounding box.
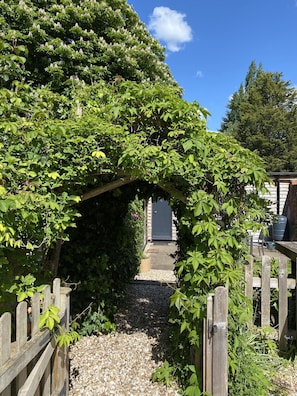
[152,199,172,240]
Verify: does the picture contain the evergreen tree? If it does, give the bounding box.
[221,61,297,171]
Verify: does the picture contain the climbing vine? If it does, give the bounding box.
[0,78,273,393]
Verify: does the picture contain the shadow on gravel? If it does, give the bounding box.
[115,280,176,364]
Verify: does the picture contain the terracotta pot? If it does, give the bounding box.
[139,257,151,273]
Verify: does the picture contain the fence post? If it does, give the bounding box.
[42,284,52,395]
[203,286,228,396]
[245,256,253,302]
[261,256,271,327]
[203,294,214,393]
[52,279,72,396]
[279,256,288,351]
[212,286,228,396]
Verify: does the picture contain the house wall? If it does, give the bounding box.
[145,175,297,244]
[251,176,297,242]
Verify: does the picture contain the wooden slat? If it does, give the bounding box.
[276,241,297,262]
[0,278,70,395]
[279,257,288,351]
[18,340,56,396]
[42,285,51,312]
[0,312,11,396]
[203,294,213,394]
[53,278,61,309]
[16,302,27,352]
[42,363,51,396]
[261,256,271,327]
[16,302,28,392]
[252,277,296,289]
[212,286,228,396]
[31,293,40,337]
[0,330,51,393]
[245,257,253,301]
[0,308,66,393]
[41,285,52,396]
[0,312,11,365]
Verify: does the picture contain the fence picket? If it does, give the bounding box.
[279,257,288,351]
[43,285,51,313]
[0,313,11,366]
[31,293,41,338]
[245,256,253,301]
[261,256,271,327]
[16,302,28,392]
[53,279,60,309]
[0,313,11,396]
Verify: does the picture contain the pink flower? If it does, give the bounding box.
[131,213,140,219]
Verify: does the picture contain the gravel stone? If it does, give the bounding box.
[69,270,181,396]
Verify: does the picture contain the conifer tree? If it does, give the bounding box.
[221,61,297,171]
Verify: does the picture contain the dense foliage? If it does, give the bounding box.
[0,0,175,91]
[59,189,145,317]
[0,1,280,394]
[221,61,297,172]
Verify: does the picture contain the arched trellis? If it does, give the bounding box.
[0,80,272,392]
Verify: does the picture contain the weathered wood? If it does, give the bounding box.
[261,256,271,327]
[42,285,51,312]
[16,302,28,392]
[0,313,11,396]
[52,346,68,396]
[0,279,71,395]
[81,176,137,202]
[276,241,297,262]
[252,277,296,289]
[18,340,56,396]
[203,294,214,394]
[279,257,288,351]
[31,293,41,337]
[244,255,296,350]
[245,256,253,301]
[53,278,61,309]
[212,286,228,396]
[42,363,51,396]
[0,313,11,366]
[0,330,51,393]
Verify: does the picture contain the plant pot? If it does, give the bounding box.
[139,257,151,273]
[266,241,275,251]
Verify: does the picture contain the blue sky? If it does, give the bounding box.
[127,0,297,131]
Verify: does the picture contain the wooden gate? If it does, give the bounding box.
[0,278,71,396]
[245,255,296,350]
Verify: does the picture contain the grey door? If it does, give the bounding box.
[152,199,172,240]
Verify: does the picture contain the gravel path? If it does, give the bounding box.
[69,270,181,395]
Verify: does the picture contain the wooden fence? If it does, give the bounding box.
[245,255,296,350]
[0,278,71,396]
[203,286,228,396]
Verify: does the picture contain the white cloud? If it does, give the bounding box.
[196,70,203,78]
[148,7,193,52]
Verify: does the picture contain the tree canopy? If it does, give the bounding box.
[0,0,176,90]
[221,61,297,172]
